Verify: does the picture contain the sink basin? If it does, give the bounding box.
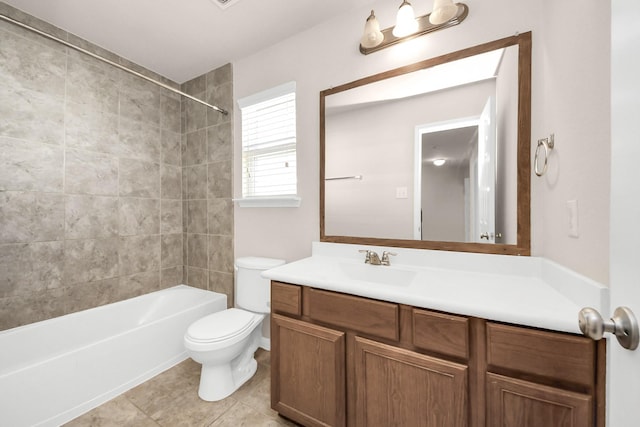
[339,262,417,286]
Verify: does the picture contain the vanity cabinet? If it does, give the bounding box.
[270,281,604,427]
[485,323,599,427]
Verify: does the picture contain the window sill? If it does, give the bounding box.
[235,196,302,208]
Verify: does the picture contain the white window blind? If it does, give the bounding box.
[239,82,297,200]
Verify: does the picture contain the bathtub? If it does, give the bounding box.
[0,285,227,427]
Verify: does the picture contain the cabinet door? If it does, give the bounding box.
[486,373,593,427]
[353,336,468,427]
[271,314,346,427]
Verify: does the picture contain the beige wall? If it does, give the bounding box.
[234,0,611,285]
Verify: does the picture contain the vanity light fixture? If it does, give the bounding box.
[433,158,446,166]
[359,1,468,55]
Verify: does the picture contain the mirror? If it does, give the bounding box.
[320,33,531,255]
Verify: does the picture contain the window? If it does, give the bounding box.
[238,81,300,207]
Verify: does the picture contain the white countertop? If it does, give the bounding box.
[262,242,609,334]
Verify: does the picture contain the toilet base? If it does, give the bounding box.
[196,331,261,402]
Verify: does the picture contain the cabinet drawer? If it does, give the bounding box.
[486,323,596,388]
[271,282,301,316]
[412,308,469,360]
[306,288,399,341]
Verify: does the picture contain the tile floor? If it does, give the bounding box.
[65,350,299,426]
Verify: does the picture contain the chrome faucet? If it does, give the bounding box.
[381,251,397,266]
[359,249,397,266]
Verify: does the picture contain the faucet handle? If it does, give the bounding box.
[381,251,397,265]
[358,249,372,263]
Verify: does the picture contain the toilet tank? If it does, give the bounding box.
[235,257,285,313]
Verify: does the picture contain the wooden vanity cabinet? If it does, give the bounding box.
[485,322,601,427]
[270,281,604,427]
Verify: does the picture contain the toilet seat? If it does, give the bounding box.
[185,308,263,351]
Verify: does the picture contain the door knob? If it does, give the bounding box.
[480,232,490,240]
[578,306,639,350]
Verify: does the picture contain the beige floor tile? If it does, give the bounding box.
[64,395,158,427]
[65,351,302,427]
[208,401,292,427]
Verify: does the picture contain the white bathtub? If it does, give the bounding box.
[0,285,227,427]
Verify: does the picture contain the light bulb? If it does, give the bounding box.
[433,158,446,166]
[392,1,418,38]
[429,0,458,25]
[360,10,384,48]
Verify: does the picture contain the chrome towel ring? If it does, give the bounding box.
[534,134,555,177]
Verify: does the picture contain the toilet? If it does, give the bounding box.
[184,256,285,401]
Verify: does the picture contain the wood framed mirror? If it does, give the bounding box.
[320,32,531,255]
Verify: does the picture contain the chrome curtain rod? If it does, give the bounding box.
[0,13,228,116]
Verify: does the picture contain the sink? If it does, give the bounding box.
[339,262,417,286]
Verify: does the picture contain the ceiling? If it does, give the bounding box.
[2,0,376,83]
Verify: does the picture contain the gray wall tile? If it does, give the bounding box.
[182,129,207,166]
[66,55,119,114]
[0,288,66,330]
[207,161,232,198]
[0,241,64,298]
[65,149,119,196]
[207,122,232,163]
[206,82,232,127]
[119,159,160,198]
[0,28,66,97]
[119,76,161,125]
[208,198,233,236]
[65,100,120,155]
[64,238,119,284]
[160,95,181,133]
[209,271,234,308]
[185,164,207,199]
[184,98,207,133]
[161,130,181,166]
[63,277,120,314]
[118,270,160,300]
[118,235,160,276]
[0,84,64,145]
[161,164,182,200]
[161,266,183,288]
[181,75,205,96]
[117,118,161,163]
[0,137,63,192]
[161,233,182,268]
[119,198,160,236]
[187,200,207,234]
[0,10,194,329]
[187,233,208,269]
[186,266,208,289]
[0,191,64,243]
[208,235,233,273]
[205,63,232,88]
[66,195,119,239]
[161,200,182,234]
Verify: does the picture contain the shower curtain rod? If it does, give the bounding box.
[0,13,228,116]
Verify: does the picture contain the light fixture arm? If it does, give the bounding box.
[359,3,469,55]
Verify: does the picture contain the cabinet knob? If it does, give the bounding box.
[578,306,639,350]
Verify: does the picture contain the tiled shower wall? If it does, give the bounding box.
[181,67,235,307]
[0,3,234,330]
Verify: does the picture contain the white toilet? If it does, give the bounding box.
[184,257,285,401]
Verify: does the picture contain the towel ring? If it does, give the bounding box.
[534,134,555,177]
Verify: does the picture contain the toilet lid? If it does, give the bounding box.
[186,308,258,343]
